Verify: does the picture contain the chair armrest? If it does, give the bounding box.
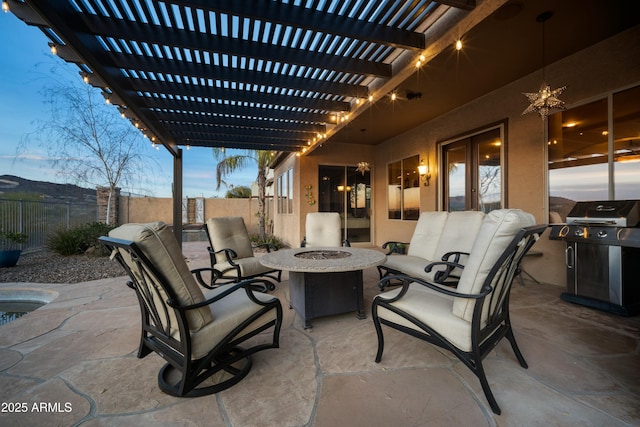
[213,247,238,264]
[167,278,277,311]
[424,260,464,273]
[381,241,409,255]
[424,260,465,285]
[191,267,221,289]
[378,274,491,304]
[440,251,469,263]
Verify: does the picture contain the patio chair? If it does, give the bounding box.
[372,209,546,415]
[301,212,350,247]
[378,211,485,286]
[204,217,281,291]
[100,222,283,397]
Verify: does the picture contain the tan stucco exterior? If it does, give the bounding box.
[119,196,266,235]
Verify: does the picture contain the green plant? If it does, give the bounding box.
[0,230,29,250]
[47,222,114,256]
[249,233,286,249]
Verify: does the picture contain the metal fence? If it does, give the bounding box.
[0,199,97,253]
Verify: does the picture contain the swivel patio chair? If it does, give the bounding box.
[372,209,546,415]
[204,217,281,291]
[301,212,350,247]
[100,221,283,397]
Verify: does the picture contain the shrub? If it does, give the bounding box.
[249,233,286,249]
[48,222,115,256]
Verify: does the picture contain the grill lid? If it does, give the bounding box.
[566,200,640,227]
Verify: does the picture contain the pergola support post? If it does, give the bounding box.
[173,147,183,246]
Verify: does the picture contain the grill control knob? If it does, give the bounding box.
[574,229,584,237]
[597,230,608,238]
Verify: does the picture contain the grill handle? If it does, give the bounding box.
[568,219,617,226]
[565,245,574,269]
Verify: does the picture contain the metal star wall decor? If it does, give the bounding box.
[522,82,567,119]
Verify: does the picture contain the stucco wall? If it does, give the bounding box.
[372,25,640,286]
[118,196,265,234]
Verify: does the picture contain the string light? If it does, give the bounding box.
[455,39,463,50]
[2,0,10,13]
[48,42,57,55]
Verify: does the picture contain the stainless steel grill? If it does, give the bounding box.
[549,200,640,315]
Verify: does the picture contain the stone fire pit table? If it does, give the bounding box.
[260,247,386,329]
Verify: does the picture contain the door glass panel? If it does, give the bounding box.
[446,145,467,211]
[443,126,504,212]
[613,86,640,200]
[347,167,371,243]
[476,129,502,213]
[318,165,371,243]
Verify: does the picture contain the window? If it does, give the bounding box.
[548,85,640,221]
[441,125,504,212]
[387,155,420,220]
[277,168,293,214]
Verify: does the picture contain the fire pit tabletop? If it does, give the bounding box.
[259,247,386,273]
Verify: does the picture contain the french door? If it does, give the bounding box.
[441,125,504,212]
[317,165,371,243]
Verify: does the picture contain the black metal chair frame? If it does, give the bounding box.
[372,224,546,415]
[100,236,283,398]
[201,224,282,291]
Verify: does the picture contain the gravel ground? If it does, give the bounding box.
[0,250,125,284]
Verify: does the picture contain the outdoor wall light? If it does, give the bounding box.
[418,160,431,186]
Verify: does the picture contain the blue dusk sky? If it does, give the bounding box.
[0,11,256,198]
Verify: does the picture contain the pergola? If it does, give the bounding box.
[6,0,490,237]
[6,0,637,240]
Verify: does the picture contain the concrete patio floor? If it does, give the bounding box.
[1,241,639,426]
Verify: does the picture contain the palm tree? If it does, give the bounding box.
[212,148,274,239]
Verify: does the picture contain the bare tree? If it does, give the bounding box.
[20,79,158,224]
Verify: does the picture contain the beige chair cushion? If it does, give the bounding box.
[214,256,274,278]
[207,217,254,264]
[191,286,278,360]
[430,211,486,278]
[452,209,535,322]
[375,283,473,351]
[109,222,213,331]
[382,254,436,279]
[406,211,449,259]
[305,212,342,247]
